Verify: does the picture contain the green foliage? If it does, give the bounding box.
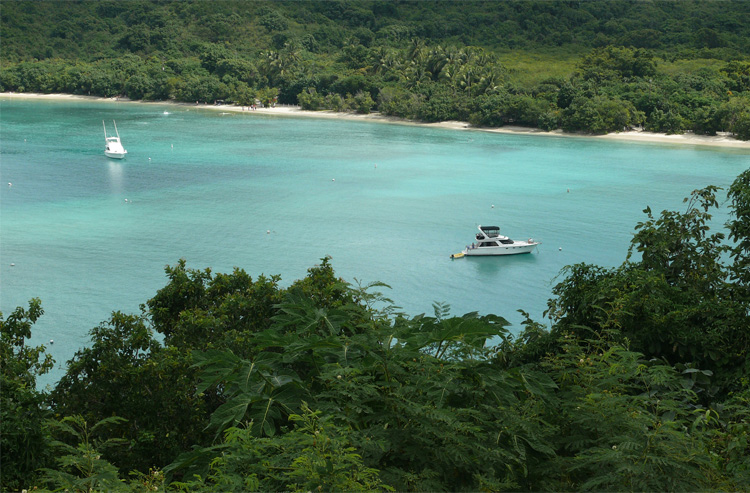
[562,95,641,134]
[1,298,52,387]
[297,87,325,110]
[718,96,750,140]
[170,404,391,492]
[721,61,750,93]
[539,337,713,491]
[348,90,376,114]
[39,415,127,493]
[50,311,210,474]
[171,282,560,491]
[282,404,391,492]
[578,46,658,82]
[2,1,749,137]
[147,258,282,353]
[191,349,302,439]
[727,169,750,292]
[0,299,54,491]
[547,178,750,397]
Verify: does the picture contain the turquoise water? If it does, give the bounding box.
[1,98,748,384]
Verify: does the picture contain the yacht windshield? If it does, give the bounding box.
[480,226,500,237]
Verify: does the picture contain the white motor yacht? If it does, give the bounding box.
[460,225,540,256]
[103,120,127,159]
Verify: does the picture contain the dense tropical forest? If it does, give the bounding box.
[2,0,750,138]
[3,170,750,490]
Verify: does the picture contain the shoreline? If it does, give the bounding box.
[3,92,749,150]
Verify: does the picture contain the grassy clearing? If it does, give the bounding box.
[657,57,730,76]
[495,49,582,85]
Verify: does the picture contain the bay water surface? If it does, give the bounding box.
[1,98,747,385]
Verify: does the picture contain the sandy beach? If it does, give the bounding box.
[3,92,749,150]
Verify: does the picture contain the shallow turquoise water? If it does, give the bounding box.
[1,98,748,384]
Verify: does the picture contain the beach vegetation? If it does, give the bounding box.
[1,1,749,138]
[3,169,750,491]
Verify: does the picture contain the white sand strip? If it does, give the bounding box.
[3,92,748,149]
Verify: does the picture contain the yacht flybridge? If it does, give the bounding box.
[103,120,127,159]
[456,225,540,257]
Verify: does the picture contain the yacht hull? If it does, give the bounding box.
[463,243,538,256]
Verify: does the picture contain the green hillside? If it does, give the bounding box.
[2,1,750,60]
[2,0,750,138]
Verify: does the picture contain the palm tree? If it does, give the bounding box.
[456,65,479,98]
[477,69,504,95]
[404,61,430,89]
[370,46,388,74]
[425,45,449,81]
[373,49,405,82]
[407,37,426,62]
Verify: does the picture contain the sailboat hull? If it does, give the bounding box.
[105,150,127,159]
[103,121,127,159]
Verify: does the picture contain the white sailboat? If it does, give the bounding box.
[103,120,127,159]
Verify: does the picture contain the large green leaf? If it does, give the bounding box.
[208,393,257,434]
